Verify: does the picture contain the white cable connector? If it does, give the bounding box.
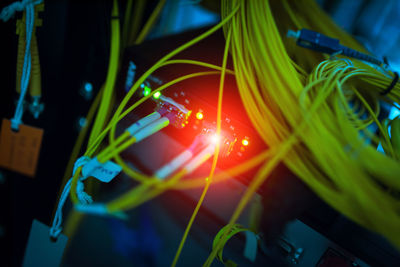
[133,117,170,142]
[159,95,189,114]
[126,112,161,136]
[154,134,210,179]
[74,203,128,220]
[183,144,216,173]
[155,150,193,179]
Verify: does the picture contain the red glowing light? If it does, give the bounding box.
[196,112,204,120]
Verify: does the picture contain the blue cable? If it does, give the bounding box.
[0,0,43,130]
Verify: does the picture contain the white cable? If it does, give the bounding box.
[49,156,92,239]
[74,203,128,220]
[11,4,32,130]
[49,179,72,239]
[183,144,216,173]
[133,117,170,142]
[49,156,122,238]
[155,150,193,179]
[126,111,161,136]
[0,0,43,130]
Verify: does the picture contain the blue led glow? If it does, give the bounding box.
[84,82,93,92]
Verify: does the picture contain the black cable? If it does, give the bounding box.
[381,72,399,96]
[288,29,383,66]
[340,46,382,66]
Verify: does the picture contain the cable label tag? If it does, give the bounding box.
[23,219,68,267]
[81,157,122,182]
[0,119,43,177]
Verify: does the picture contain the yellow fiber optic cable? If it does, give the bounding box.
[127,0,146,46]
[70,0,120,203]
[135,0,167,44]
[53,86,104,216]
[174,150,270,189]
[88,0,120,147]
[171,27,232,267]
[204,0,400,258]
[122,0,133,48]
[64,0,400,264]
[81,8,240,184]
[108,68,234,182]
[106,170,188,213]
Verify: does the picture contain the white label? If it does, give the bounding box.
[82,157,122,183]
[23,220,68,267]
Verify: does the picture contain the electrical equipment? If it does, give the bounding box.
[2,0,399,266]
[118,31,265,187]
[125,71,261,163]
[115,26,400,266]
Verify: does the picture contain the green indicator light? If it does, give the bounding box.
[153,91,161,99]
[143,86,151,96]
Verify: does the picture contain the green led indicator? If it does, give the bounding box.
[143,86,151,96]
[153,91,161,99]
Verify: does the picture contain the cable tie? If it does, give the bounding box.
[381,72,399,96]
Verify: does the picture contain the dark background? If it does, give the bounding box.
[0,1,399,266]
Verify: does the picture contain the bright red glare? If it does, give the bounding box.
[242,139,249,146]
[196,112,204,120]
[210,134,220,144]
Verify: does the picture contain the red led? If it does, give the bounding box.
[196,112,204,120]
[242,139,249,146]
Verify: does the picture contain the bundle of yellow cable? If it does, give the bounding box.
[61,0,400,264]
[68,3,242,205]
[205,0,400,265]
